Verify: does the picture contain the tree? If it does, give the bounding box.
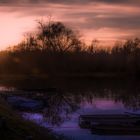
[37,20,82,53]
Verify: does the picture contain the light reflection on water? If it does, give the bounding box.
[1,79,140,139]
[0,86,15,92]
[22,98,140,140]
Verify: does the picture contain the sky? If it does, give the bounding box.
[0,0,140,49]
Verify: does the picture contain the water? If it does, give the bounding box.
[22,91,140,140]
[1,80,140,140]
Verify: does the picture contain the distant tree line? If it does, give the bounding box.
[0,20,140,78]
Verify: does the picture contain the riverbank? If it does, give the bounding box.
[0,98,62,140]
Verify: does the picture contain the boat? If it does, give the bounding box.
[91,124,140,135]
[79,114,140,129]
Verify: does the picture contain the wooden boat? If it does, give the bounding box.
[91,124,140,135]
[79,114,140,129]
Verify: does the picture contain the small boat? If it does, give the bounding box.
[91,124,140,135]
[79,114,140,129]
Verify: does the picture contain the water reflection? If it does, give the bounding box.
[41,88,140,126]
[43,92,80,125]
[1,80,140,139]
[23,97,140,140]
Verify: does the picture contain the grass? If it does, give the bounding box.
[0,98,61,140]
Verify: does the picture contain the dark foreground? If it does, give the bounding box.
[0,98,61,140]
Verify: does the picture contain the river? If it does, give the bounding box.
[1,79,140,140]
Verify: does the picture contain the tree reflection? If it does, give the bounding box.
[43,92,81,126]
[41,84,140,126]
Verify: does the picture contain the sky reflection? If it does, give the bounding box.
[22,97,140,140]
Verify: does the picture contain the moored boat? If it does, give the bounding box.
[91,124,140,135]
[79,114,140,129]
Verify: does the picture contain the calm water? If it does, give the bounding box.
[22,89,140,140]
[1,79,140,140]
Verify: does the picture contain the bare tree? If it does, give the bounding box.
[37,20,82,53]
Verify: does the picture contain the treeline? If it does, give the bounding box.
[0,20,140,78]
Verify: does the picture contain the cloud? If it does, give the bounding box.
[0,0,91,4]
[0,0,140,6]
[0,0,140,46]
[0,1,140,31]
[85,15,140,30]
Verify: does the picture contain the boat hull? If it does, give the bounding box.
[79,114,140,129]
[91,125,140,135]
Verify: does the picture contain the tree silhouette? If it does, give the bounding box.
[37,21,82,53]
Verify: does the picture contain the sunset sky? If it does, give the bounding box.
[0,0,140,49]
